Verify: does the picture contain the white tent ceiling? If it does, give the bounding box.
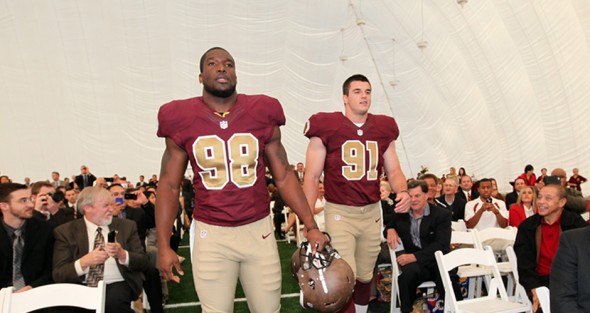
[1,0,589,193]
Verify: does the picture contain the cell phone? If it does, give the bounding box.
[485,198,493,203]
[108,230,117,243]
[124,193,137,200]
[544,176,561,186]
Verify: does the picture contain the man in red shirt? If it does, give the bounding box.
[514,184,588,312]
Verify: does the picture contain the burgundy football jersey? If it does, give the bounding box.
[304,112,399,206]
[157,94,285,226]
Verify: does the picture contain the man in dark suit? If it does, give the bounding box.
[384,180,461,313]
[455,175,479,202]
[435,178,466,221]
[294,162,305,184]
[550,227,590,312]
[74,165,97,190]
[0,183,54,291]
[52,187,148,313]
[505,177,526,208]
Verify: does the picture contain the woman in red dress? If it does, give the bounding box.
[508,185,537,227]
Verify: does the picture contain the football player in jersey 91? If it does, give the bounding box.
[303,74,411,313]
[155,47,328,313]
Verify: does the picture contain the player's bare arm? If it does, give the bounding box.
[303,137,327,215]
[264,126,328,250]
[383,140,410,213]
[156,138,188,283]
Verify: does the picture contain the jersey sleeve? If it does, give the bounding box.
[378,115,400,142]
[304,113,337,145]
[157,100,194,147]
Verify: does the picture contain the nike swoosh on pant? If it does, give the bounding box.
[262,232,272,239]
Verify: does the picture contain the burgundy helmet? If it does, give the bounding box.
[291,239,354,313]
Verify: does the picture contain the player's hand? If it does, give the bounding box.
[386,229,401,249]
[393,191,410,213]
[81,246,109,268]
[158,247,184,283]
[307,229,329,253]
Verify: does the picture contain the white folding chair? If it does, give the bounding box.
[473,228,517,296]
[505,246,531,307]
[451,219,467,232]
[451,230,488,299]
[189,218,196,260]
[2,281,106,313]
[535,286,550,313]
[435,247,531,313]
[388,245,436,313]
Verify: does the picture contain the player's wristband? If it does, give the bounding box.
[306,225,319,232]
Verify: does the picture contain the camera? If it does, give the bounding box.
[124,192,137,200]
[47,191,65,203]
[543,176,562,186]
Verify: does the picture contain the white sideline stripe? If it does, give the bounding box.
[164,293,300,309]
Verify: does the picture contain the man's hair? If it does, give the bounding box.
[76,186,110,216]
[52,171,59,176]
[199,47,230,73]
[514,177,526,184]
[106,183,124,191]
[0,183,28,203]
[408,179,429,193]
[478,178,492,185]
[419,173,441,184]
[140,175,144,179]
[31,181,53,196]
[342,74,370,95]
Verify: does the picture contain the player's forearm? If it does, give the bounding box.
[155,186,181,249]
[388,171,408,194]
[278,177,318,230]
[302,175,320,215]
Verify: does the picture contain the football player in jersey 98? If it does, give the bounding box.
[155,47,328,313]
[303,74,411,313]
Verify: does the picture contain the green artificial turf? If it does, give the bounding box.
[164,235,389,312]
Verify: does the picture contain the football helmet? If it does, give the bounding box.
[291,239,354,313]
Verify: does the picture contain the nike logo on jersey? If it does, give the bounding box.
[375,218,381,223]
[262,232,272,239]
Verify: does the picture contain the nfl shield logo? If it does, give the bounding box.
[220,120,228,129]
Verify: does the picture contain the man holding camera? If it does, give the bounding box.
[464,178,508,230]
[53,186,148,312]
[31,181,72,228]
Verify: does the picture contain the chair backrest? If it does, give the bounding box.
[189,218,197,259]
[473,227,516,252]
[535,286,550,313]
[435,247,510,310]
[388,245,403,313]
[505,245,532,306]
[450,230,477,247]
[2,281,106,312]
[451,219,467,232]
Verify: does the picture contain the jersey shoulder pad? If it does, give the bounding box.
[304,112,342,138]
[157,97,200,139]
[243,94,286,127]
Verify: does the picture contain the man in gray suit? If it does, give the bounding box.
[53,187,148,312]
[550,227,590,312]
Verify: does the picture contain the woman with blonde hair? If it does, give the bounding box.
[508,185,537,227]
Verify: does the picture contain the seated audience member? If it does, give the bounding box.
[31,181,72,228]
[108,184,164,313]
[446,167,460,185]
[312,182,326,230]
[74,165,96,190]
[0,175,12,184]
[64,187,78,219]
[435,178,466,221]
[456,175,479,202]
[52,187,148,313]
[458,167,467,177]
[550,227,590,313]
[551,168,587,214]
[536,168,547,185]
[0,183,54,291]
[385,180,461,313]
[465,178,508,230]
[24,177,32,187]
[567,167,587,192]
[514,184,587,312]
[505,177,526,209]
[50,171,67,189]
[508,185,537,227]
[419,173,439,204]
[270,185,286,239]
[518,164,537,187]
[490,178,504,201]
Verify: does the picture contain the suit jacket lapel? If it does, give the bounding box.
[74,220,90,256]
